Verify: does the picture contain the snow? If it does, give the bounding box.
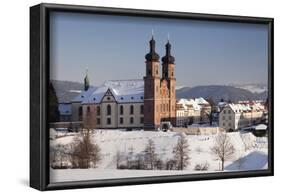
[82,79,144,104]
[50,130,268,183]
[71,87,97,103]
[177,98,202,110]
[225,151,268,171]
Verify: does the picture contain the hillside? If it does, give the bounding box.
[52,80,267,104]
[176,85,267,103]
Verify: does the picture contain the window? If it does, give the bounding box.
[107,105,111,115]
[140,117,144,124]
[140,105,144,114]
[130,117,134,124]
[223,110,226,114]
[228,110,231,114]
[229,116,231,120]
[97,106,100,115]
[222,122,225,126]
[222,116,225,120]
[148,69,152,76]
[120,117,123,124]
[78,106,82,120]
[130,105,134,114]
[107,97,111,100]
[107,118,111,125]
[87,106,90,113]
[156,69,158,75]
[97,118,100,125]
[228,123,231,127]
[120,105,124,115]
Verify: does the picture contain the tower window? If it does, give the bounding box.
[97,106,100,116]
[130,117,134,124]
[148,70,152,76]
[97,118,100,125]
[130,105,134,114]
[107,105,111,115]
[87,106,90,113]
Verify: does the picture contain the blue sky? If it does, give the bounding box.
[50,12,268,87]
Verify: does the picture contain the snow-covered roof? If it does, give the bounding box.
[228,103,252,113]
[58,103,72,115]
[194,97,209,105]
[82,79,144,104]
[71,87,97,103]
[177,98,201,111]
[255,124,267,131]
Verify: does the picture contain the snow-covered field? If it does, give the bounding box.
[50,130,268,183]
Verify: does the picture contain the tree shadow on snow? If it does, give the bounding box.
[225,151,268,171]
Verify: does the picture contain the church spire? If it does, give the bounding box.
[84,68,90,91]
[162,38,175,64]
[145,31,159,62]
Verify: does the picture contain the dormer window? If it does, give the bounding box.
[121,97,124,100]
[141,96,143,100]
[131,97,134,100]
[93,97,96,101]
[107,97,110,100]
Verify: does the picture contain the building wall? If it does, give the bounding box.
[219,106,265,131]
[71,102,83,122]
[83,102,144,129]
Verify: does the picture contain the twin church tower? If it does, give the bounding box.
[143,36,176,129]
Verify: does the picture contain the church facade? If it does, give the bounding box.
[75,36,177,130]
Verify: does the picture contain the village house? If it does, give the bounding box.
[219,101,266,131]
[176,98,211,127]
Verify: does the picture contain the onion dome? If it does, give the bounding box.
[162,41,175,64]
[145,36,160,62]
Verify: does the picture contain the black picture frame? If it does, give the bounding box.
[30,3,274,191]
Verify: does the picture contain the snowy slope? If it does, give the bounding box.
[50,130,268,182]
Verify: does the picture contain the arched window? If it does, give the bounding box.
[120,105,124,115]
[107,105,111,115]
[130,105,134,115]
[97,106,100,115]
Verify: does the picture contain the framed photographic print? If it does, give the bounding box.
[30,3,274,191]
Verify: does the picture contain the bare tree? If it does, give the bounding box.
[70,129,101,168]
[173,134,190,170]
[143,139,157,170]
[211,133,235,171]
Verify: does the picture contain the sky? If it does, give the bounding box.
[50,11,268,87]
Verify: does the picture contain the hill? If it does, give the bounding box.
[176,85,267,103]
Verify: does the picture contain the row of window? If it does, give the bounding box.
[86,105,144,116]
[96,117,144,125]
